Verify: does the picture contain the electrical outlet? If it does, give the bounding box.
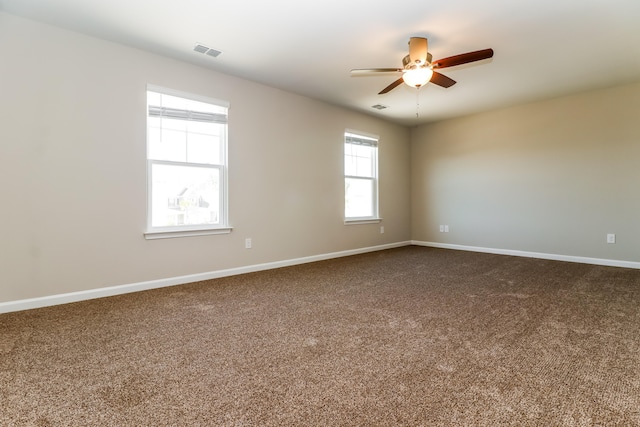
[607,234,616,244]
[439,225,444,232]
[380,226,385,234]
[444,225,449,233]
[245,238,252,249]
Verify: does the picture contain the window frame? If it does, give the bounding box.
[344,130,381,224]
[144,85,231,240]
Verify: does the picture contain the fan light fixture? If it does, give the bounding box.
[350,36,494,97]
[402,67,434,88]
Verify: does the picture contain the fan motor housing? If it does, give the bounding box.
[402,53,433,70]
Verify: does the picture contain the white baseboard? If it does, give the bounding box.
[0,241,412,314]
[412,240,640,270]
[5,240,635,315]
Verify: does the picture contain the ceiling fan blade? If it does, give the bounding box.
[409,37,428,65]
[432,48,494,69]
[378,78,404,94]
[430,71,456,88]
[351,68,403,75]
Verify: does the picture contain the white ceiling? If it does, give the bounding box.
[2,0,640,126]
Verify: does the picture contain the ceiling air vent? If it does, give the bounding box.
[206,48,222,58]
[194,43,223,58]
[194,44,209,53]
[371,104,388,110]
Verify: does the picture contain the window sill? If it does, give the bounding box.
[344,218,382,225]
[144,226,233,240]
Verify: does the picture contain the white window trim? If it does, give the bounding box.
[147,84,230,110]
[144,226,232,240]
[344,130,380,223]
[144,85,230,239]
[344,218,383,225]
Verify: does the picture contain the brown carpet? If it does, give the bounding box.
[2,246,640,426]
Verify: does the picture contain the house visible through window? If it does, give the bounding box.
[145,86,230,238]
[344,131,379,222]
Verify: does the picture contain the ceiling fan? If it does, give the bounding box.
[351,37,494,94]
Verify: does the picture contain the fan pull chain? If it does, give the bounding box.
[416,88,420,118]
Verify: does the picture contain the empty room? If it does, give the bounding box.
[1,0,639,425]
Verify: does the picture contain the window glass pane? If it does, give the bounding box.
[147,87,229,232]
[147,127,163,159]
[345,143,374,178]
[147,91,161,106]
[187,99,226,114]
[160,93,190,110]
[355,154,373,177]
[353,144,372,158]
[161,117,187,132]
[345,177,373,218]
[150,163,220,227]
[344,132,378,219]
[188,120,219,135]
[187,133,220,164]
[345,150,357,176]
[147,116,161,128]
[148,129,187,162]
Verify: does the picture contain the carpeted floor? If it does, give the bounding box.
[2,246,640,426]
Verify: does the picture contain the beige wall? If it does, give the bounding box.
[0,12,411,303]
[411,81,640,262]
[2,11,638,306]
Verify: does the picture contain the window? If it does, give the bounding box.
[344,131,379,222]
[145,86,230,239]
